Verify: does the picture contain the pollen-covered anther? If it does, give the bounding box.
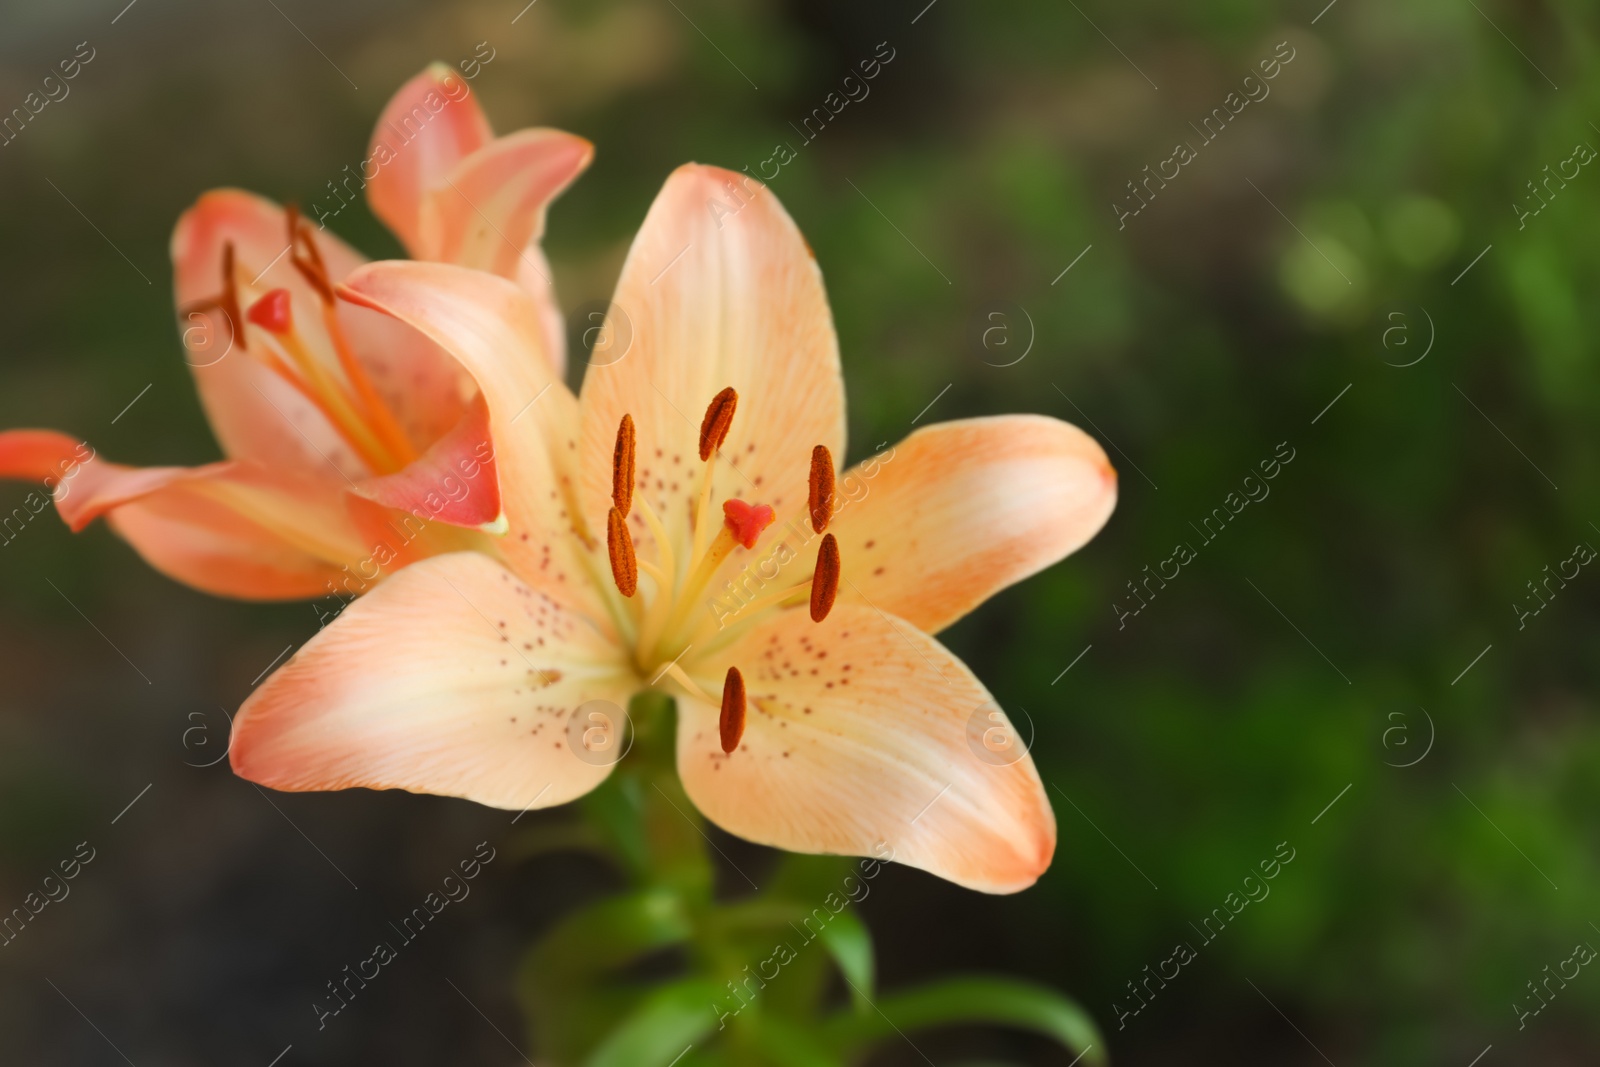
[698,386,738,461]
[181,241,243,334]
[246,289,294,335]
[612,414,636,515]
[286,205,335,305]
[810,533,840,623]
[719,666,746,753]
[722,498,775,550]
[606,506,638,597]
[809,445,835,534]
[219,242,242,338]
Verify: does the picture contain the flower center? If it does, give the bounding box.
[183,207,418,476]
[600,389,842,703]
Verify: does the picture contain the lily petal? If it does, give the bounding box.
[0,429,371,599]
[825,415,1116,634]
[418,128,593,377]
[578,164,845,566]
[231,552,636,809]
[677,603,1055,894]
[0,429,91,485]
[335,298,478,464]
[353,392,500,530]
[365,63,494,257]
[337,261,607,621]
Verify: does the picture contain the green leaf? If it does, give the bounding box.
[761,853,855,901]
[820,975,1105,1066]
[814,909,875,1011]
[520,888,695,1063]
[740,1013,844,1067]
[527,887,692,981]
[709,898,811,933]
[584,977,725,1067]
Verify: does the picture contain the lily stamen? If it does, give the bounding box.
[231,288,388,472]
[676,524,746,616]
[698,387,738,462]
[282,206,418,471]
[719,666,746,753]
[190,252,390,481]
[606,506,638,597]
[219,241,243,342]
[319,299,418,467]
[630,494,679,661]
[702,575,811,637]
[178,240,243,348]
[612,414,636,515]
[286,205,336,304]
[183,224,418,475]
[685,389,732,566]
[660,660,717,704]
[809,444,834,533]
[621,391,802,674]
[810,533,840,623]
[645,498,774,669]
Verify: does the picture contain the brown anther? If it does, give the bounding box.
[606,506,638,597]
[219,241,243,342]
[719,666,746,753]
[808,445,835,534]
[286,204,335,305]
[612,414,636,515]
[698,386,738,461]
[180,242,245,346]
[810,533,840,623]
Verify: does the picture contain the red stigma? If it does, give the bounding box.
[722,499,775,549]
[246,289,294,335]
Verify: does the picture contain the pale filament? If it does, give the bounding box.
[217,228,418,476]
[597,392,841,723]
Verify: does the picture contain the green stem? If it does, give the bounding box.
[524,691,1101,1067]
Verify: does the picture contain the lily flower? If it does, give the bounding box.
[230,165,1117,892]
[0,64,590,600]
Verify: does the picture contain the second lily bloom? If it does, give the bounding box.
[0,64,589,600]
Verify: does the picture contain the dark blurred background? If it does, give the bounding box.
[2,0,1597,1063]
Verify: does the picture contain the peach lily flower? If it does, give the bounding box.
[0,65,589,599]
[230,165,1117,892]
